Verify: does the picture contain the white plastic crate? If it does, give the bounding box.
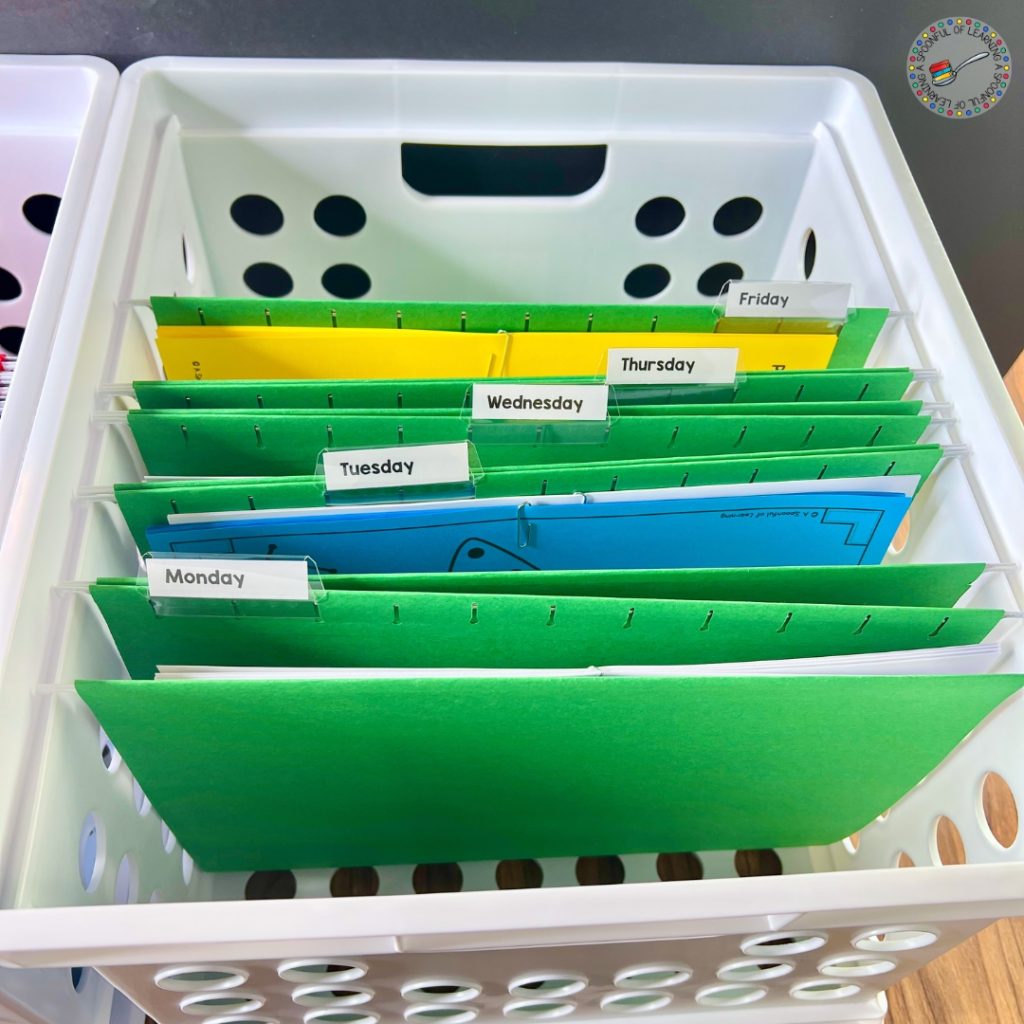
[0,52,124,1024]
[0,59,1022,1024]
[0,55,117,542]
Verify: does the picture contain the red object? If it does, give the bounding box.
[930,60,953,73]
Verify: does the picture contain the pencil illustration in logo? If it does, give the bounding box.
[930,51,989,86]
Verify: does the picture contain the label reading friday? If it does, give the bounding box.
[736,290,790,310]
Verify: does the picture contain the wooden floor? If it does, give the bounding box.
[884,361,1024,1023]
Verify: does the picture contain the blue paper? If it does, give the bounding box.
[146,491,911,574]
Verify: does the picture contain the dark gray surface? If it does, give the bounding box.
[3,0,1022,369]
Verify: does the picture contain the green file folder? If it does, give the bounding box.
[115,443,942,551]
[90,579,1000,680]
[126,409,931,477]
[151,296,889,369]
[133,368,915,411]
[76,670,1022,870]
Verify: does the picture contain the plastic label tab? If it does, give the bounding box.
[606,347,738,386]
[472,383,609,421]
[146,558,310,602]
[725,282,852,319]
[323,441,471,493]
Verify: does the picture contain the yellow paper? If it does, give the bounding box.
[156,326,837,381]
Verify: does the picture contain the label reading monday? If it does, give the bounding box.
[472,383,609,421]
[323,441,471,492]
[147,557,310,602]
[607,347,738,386]
[725,281,852,320]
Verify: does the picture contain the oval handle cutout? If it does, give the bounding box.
[401,144,607,197]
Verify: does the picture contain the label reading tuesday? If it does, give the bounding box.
[322,442,471,492]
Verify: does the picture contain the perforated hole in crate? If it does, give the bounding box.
[155,966,249,992]
[278,961,367,984]
[716,959,793,982]
[99,728,121,772]
[315,196,367,237]
[599,992,671,1014]
[413,862,464,893]
[802,228,817,279]
[78,812,105,892]
[818,955,896,978]
[932,816,967,866]
[22,193,61,234]
[495,859,543,889]
[697,263,743,297]
[713,197,763,236]
[246,870,297,899]
[508,974,586,998]
[292,985,374,1008]
[980,771,1019,849]
[694,984,767,1007]
[790,980,862,1001]
[199,1017,276,1024]
[402,980,482,1003]
[635,197,685,238]
[504,1000,576,1019]
[405,1006,478,1024]
[0,324,23,354]
[623,265,670,300]
[654,852,702,881]
[574,855,625,885]
[244,262,293,298]
[852,928,937,952]
[230,195,284,235]
[161,821,177,853]
[179,991,265,1016]
[733,849,782,876]
[0,266,22,301]
[305,1013,378,1024]
[740,932,827,956]
[114,853,139,904]
[133,778,152,816]
[323,264,371,300]
[613,965,691,989]
[330,866,380,896]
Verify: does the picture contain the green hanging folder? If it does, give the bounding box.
[126,408,931,477]
[150,296,888,369]
[115,443,942,551]
[75,671,1023,870]
[307,563,986,608]
[90,580,1001,680]
[136,400,923,420]
[132,368,915,411]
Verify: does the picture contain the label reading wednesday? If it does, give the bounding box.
[322,442,471,493]
[147,557,310,602]
[606,347,738,386]
[472,383,609,421]
[725,281,852,320]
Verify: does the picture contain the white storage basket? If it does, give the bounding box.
[0,54,124,1024]
[0,55,117,542]
[0,60,1022,1024]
